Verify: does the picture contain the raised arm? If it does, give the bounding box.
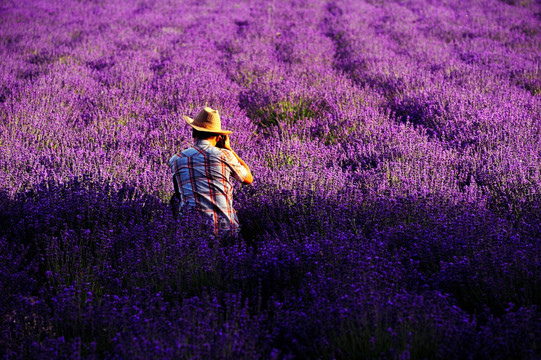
[222,135,253,184]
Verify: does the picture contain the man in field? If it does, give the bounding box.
[169,107,253,236]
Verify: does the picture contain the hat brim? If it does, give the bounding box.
[183,115,233,135]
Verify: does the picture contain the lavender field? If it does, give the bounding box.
[1,0,541,358]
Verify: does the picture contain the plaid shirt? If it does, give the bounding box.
[169,140,249,234]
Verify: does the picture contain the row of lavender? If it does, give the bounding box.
[1,0,540,358]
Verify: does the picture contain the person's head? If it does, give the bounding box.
[183,107,233,140]
[192,128,221,141]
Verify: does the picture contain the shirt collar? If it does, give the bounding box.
[195,139,212,147]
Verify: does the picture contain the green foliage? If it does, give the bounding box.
[252,99,319,129]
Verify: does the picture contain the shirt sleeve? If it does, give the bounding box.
[220,149,249,183]
[169,155,178,175]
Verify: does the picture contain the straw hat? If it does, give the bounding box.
[183,107,232,135]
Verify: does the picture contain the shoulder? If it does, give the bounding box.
[217,148,236,161]
[169,148,193,164]
[169,153,181,164]
[203,146,233,162]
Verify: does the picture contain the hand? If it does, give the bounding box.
[222,135,232,150]
[216,135,226,148]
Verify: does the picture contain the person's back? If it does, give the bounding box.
[169,107,253,235]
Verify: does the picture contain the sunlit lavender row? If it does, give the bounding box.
[1,0,540,358]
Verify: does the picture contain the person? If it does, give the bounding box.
[169,107,253,236]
